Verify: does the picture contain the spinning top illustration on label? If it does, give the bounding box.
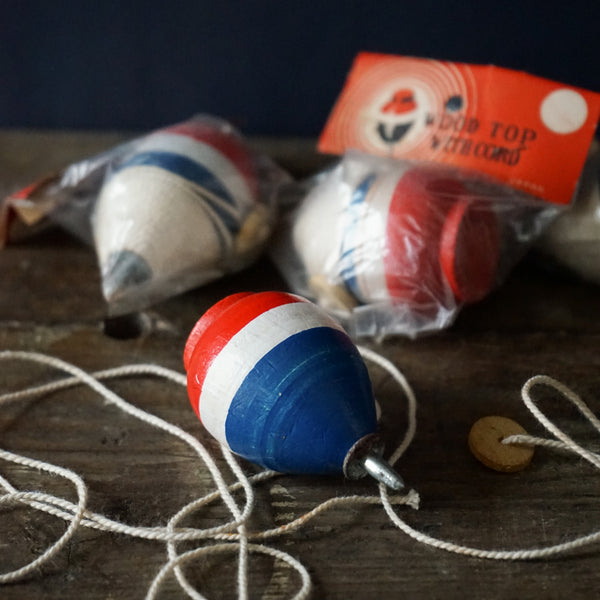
[183,291,404,489]
[93,118,263,310]
[293,163,500,314]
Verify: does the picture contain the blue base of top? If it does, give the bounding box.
[225,327,377,475]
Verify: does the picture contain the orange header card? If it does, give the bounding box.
[319,53,600,205]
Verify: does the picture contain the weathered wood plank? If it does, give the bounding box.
[1,130,600,600]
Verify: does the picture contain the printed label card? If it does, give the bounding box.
[319,53,600,205]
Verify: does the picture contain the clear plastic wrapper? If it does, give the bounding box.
[272,151,561,339]
[535,140,600,282]
[2,115,290,315]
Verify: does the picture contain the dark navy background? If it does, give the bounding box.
[1,1,599,136]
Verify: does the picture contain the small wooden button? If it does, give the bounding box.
[468,416,534,472]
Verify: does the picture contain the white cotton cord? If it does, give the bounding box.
[3,349,600,599]
[220,445,251,600]
[357,345,418,467]
[1,479,259,543]
[378,372,600,560]
[145,542,312,600]
[354,351,600,560]
[0,467,278,548]
[237,525,249,600]
[0,351,256,598]
[0,352,253,538]
[379,482,600,560]
[247,491,420,541]
[519,375,600,470]
[0,448,88,583]
[186,492,419,544]
[166,444,260,600]
[503,433,600,460]
[0,364,187,404]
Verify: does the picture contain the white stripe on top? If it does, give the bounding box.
[197,301,345,447]
[135,132,255,209]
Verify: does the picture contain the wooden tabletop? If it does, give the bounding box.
[1,130,600,599]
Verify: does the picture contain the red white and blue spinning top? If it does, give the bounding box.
[183,291,403,488]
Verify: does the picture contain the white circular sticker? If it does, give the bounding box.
[540,88,588,134]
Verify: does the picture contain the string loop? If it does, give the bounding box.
[379,371,600,561]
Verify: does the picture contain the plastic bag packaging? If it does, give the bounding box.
[271,151,560,339]
[3,115,290,315]
[535,139,600,282]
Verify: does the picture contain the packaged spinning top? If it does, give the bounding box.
[276,151,557,337]
[93,117,269,313]
[2,115,289,315]
[273,53,600,338]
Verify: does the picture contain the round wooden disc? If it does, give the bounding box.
[468,416,534,472]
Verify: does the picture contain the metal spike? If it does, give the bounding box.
[361,451,405,490]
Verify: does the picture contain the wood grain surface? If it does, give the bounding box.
[1,130,599,599]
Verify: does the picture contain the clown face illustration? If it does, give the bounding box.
[377,88,418,145]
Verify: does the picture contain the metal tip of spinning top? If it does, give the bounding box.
[361,452,405,491]
[103,250,153,300]
[343,434,404,491]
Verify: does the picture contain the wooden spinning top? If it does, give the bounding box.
[183,291,404,489]
[93,118,259,307]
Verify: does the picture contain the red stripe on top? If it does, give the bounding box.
[184,291,304,420]
[164,120,258,198]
